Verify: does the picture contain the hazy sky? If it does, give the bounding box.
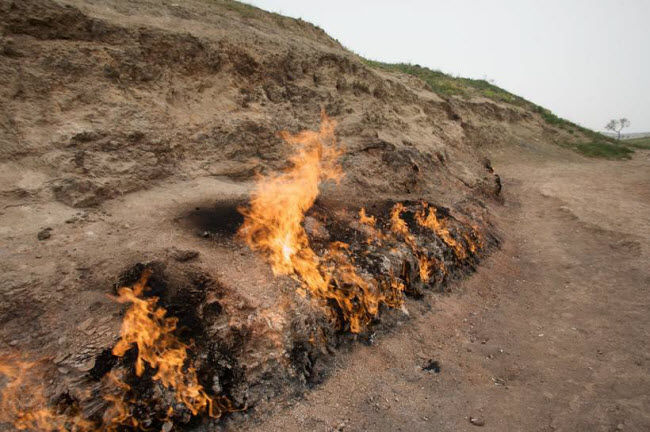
[246,0,650,133]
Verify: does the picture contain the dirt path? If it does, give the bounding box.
[245,150,650,432]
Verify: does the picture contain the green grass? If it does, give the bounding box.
[362,60,525,104]
[361,60,614,144]
[566,141,635,159]
[623,136,650,150]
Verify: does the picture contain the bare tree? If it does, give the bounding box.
[605,118,631,140]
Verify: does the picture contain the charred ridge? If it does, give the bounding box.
[56,198,497,430]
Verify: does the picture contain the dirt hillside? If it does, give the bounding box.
[2,1,646,431]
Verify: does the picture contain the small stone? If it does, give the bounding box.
[422,359,441,373]
[57,367,69,375]
[161,422,173,432]
[334,419,348,431]
[78,317,94,331]
[616,424,624,431]
[77,357,96,372]
[54,352,69,364]
[469,416,485,426]
[37,228,52,240]
[172,249,199,262]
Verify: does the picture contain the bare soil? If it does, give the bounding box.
[247,147,650,432]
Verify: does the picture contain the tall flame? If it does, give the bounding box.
[238,113,404,332]
[239,112,341,292]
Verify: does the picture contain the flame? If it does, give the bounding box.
[0,357,92,431]
[101,372,139,431]
[238,111,341,288]
[112,269,229,419]
[358,208,386,245]
[389,203,441,282]
[320,242,404,332]
[465,225,484,254]
[415,202,467,260]
[0,271,231,431]
[239,113,405,332]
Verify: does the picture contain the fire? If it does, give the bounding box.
[320,242,404,332]
[238,111,342,280]
[0,357,92,431]
[390,202,441,282]
[1,117,489,429]
[0,271,229,431]
[465,225,484,253]
[101,372,139,430]
[389,203,416,250]
[358,208,385,245]
[415,202,467,260]
[238,113,405,332]
[112,269,229,419]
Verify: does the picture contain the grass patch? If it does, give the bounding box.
[623,136,650,150]
[362,60,525,104]
[361,60,615,143]
[570,141,634,159]
[211,0,260,18]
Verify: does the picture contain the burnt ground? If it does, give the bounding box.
[246,146,650,432]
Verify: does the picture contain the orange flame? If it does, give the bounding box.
[238,112,341,291]
[239,113,405,332]
[358,208,385,245]
[465,225,484,254]
[389,203,441,282]
[415,202,467,260]
[0,357,92,431]
[320,242,404,332]
[101,372,139,431]
[0,271,231,431]
[112,269,229,418]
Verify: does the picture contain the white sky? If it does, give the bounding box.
[245,0,650,133]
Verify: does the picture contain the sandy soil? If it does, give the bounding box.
[246,147,650,432]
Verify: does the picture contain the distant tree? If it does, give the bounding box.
[605,118,631,140]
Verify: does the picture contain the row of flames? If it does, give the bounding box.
[0,112,483,430]
[238,112,482,332]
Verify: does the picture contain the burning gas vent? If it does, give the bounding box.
[238,112,485,332]
[0,113,493,431]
